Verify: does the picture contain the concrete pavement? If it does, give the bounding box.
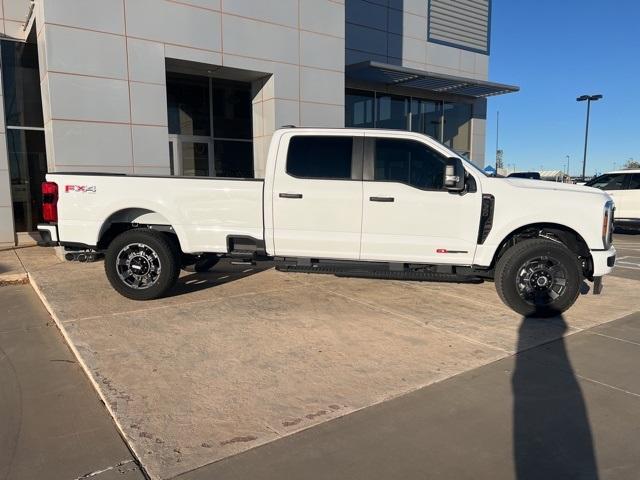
[18,246,640,479]
[0,284,145,480]
[178,312,640,480]
[611,232,640,281]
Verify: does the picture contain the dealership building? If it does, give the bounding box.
[0,0,517,246]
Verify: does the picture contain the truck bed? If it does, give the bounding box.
[49,173,265,254]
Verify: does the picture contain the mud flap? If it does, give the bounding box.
[593,276,603,295]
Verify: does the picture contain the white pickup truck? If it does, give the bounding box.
[38,128,616,317]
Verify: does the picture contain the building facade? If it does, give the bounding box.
[0,0,516,246]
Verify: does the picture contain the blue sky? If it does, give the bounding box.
[484,0,640,176]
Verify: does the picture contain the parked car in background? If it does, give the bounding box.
[585,169,640,229]
[508,172,541,180]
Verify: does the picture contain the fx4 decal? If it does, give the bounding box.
[65,185,97,193]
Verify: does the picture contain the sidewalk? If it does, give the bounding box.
[0,249,28,285]
[179,312,640,480]
[0,284,145,480]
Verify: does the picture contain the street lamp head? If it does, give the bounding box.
[577,94,603,102]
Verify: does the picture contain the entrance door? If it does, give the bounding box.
[168,135,215,176]
[360,135,481,265]
[7,129,47,232]
[271,133,364,259]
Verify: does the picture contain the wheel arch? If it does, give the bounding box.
[97,208,183,250]
[491,222,591,271]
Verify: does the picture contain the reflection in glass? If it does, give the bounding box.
[443,102,472,156]
[410,99,442,140]
[1,38,44,127]
[181,142,210,176]
[212,79,252,139]
[213,140,254,178]
[7,130,47,231]
[167,73,211,136]
[346,89,375,128]
[376,94,408,130]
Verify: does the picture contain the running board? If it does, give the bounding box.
[275,263,483,284]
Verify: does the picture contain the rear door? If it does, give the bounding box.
[271,133,364,259]
[360,134,481,265]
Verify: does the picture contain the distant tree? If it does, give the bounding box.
[624,159,640,169]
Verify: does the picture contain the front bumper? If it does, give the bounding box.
[591,246,616,277]
[37,223,59,247]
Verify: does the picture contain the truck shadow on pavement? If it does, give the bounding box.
[167,260,273,297]
[513,314,599,480]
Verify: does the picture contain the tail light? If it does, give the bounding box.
[42,182,58,222]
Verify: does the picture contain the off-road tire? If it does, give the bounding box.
[105,229,180,300]
[495,238,582,317]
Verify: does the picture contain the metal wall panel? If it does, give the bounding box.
[428,0,490,54]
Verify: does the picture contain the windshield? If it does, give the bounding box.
[456,153,488,176]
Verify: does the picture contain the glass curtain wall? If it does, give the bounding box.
[346,88,472,156]
[1,33,47,233]
[166,73,253,178]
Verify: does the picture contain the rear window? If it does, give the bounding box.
[287,136,353,179]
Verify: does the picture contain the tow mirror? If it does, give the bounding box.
[444,157,465,192]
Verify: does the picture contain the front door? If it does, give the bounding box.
[271,133,364,259]
[360,135,481,265]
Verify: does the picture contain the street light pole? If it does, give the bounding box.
[577,94,603,179]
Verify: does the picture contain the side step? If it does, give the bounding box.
[276,262,483,284]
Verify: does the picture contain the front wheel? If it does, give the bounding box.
[104,229,180,300]
[495,238,582,317]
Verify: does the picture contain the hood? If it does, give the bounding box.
[495,177,607,196]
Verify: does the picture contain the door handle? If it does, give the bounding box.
[279,193,303,199]
[369,196,395,202]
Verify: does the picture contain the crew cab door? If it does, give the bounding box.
[271,132,364,259]
[360,134,481,265]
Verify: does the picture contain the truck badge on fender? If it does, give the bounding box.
[65,185,96,193]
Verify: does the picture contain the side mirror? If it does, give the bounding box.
[444,157,465,192]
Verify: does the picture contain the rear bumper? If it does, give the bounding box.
[37,223,59,247]
[591,246,616,277]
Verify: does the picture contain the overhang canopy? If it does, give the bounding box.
[346,61,519,99]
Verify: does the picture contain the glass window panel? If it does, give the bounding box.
[345,89,375,128]
[212,79,252,139]
[287,136,353,179]
[376,94,408,130]
[1,38,44,128]
[166,73,210,136]
[7,130,47,231]
[374,138,445,190]
[181,142,210,176]
[213,140,254,178]
[443,102,472,155]
[628,174,640,189]
[585,173,626,191]
[410,99,442,140]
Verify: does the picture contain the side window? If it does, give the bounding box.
[586,173,626,191]
[374,138,445,190]
[628,174,640,189]
[286,136,353,179]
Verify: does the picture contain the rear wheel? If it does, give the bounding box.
[495,238,582,317]
[105,229,180,300]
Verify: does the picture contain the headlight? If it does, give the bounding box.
[602,200,614,249]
